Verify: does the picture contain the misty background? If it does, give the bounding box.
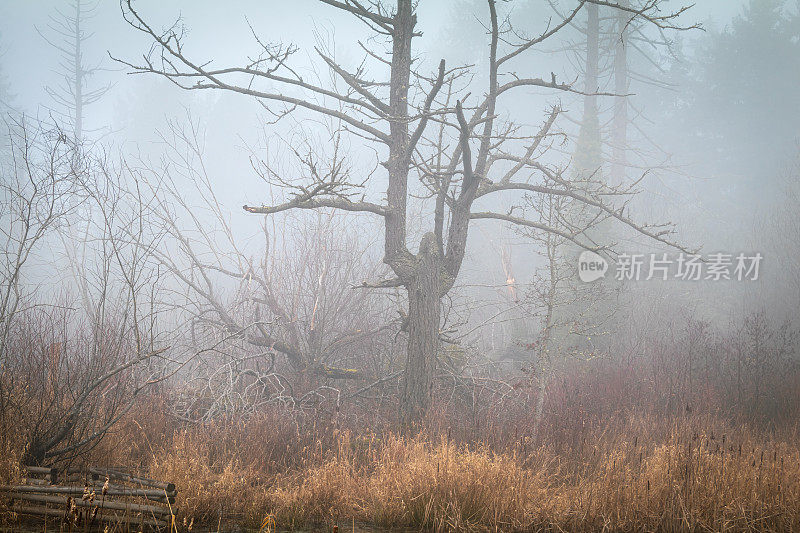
[1,0,799,437]
[2,0,797,337]
[2,4,800,529]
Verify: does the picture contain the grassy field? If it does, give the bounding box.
[3,332,799,532]
[93,408,796,532]
[3,416,799,531]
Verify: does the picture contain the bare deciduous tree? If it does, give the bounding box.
[0,118,169,465]
[118,0,695,429]
[0,118,74,364]
[130,118,398,421]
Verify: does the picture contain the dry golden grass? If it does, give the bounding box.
[131,414,800,532]
[4,362,799,532]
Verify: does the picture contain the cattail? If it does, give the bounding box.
[102,476,109,497]
[82,483,91,501]
[64,495,73,521]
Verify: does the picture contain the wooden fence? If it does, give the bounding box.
[1,465,177,530]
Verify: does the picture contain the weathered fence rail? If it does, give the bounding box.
[90,467,176,494]
[1,465,177,530]
[2,484,175,503]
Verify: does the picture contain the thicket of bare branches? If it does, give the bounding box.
[0,118,168,465]
[124,117,403,423]
[2,2,797,485]
[116,0,697,429]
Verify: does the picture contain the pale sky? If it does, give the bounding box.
[0,0,748,122]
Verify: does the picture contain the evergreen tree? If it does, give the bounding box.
[664,0,800,201]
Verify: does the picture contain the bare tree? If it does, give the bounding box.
[39,0,110,143]
[529,0,695,360]
[550,0,690,184]
[0,119,170,465]
[521,146,622,437]
[0,118,74,364]
[127,118,398,421]
[118,0,695,429]
[610,0,629,183]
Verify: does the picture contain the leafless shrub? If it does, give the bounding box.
[0,116,170,465]
[127,118,402,424]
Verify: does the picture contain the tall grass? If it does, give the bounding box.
[2,314,799,531]
[114,413,798,532]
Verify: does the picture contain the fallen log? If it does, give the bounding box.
[0,485,175,504]
[7,492,172,517]
[22,466,57,484]
[61,474,90,484]
[22,466,55,476]
[90,467,176,494]
[11,503,168,528]
[88,480,177,500]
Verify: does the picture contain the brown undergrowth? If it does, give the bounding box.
[127,413,799,532]
[3,316,799,531]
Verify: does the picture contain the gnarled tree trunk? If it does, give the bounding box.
[120,0,697,438]
[400,233,443,431]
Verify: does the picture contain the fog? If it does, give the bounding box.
[1,1,799,529]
